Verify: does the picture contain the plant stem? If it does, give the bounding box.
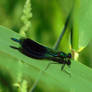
[53,6,73,50]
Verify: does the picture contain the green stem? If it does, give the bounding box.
[53,5,73,50]
[71,0,80,60]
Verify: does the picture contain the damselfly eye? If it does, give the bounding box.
[67,53,72,58]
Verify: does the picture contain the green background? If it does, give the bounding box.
[0,0,92,67]
[0,0,92,92]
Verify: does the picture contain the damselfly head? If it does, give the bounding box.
[67,53,72,58]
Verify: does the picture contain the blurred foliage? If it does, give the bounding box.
[20,0,32,37]
[79,40,92,68]
[0,0,92,91]
[0,26,92,92]
[0,0,92,66]
[0,67,15,92]
[0,0,92,67]
[0,0,73,47]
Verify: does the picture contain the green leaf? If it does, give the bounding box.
[79,0,92,48]
[58,0,92,51]
[0,26,92,92]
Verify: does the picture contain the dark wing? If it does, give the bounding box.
[20,38,54,59]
